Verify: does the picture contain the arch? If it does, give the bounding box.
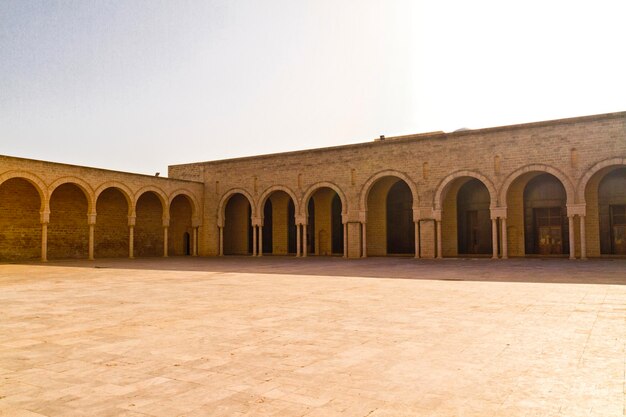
[257,185,300,218]
[577,157,626,200]
[434,170,497,210]
[134,185,168,213]
[168,188,201,220]
[217,188,256,225]
[499,164,575,205]
[359,170,419,212]
[0,170,47,210]
[94,181,134,214]
[48,176,95,214]
[302,181,348,217]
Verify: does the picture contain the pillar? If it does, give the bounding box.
[414,221,420,259]
[361,223,367,258]
[343,223,348,258]
[192,227,198,256]
[296,223,301,257]
[129,226,134,259]
[436,220,442,259]
[303,224,307,257]
[258,225,263,256]
[568,215,576,260]
[41,222,48,262]
[252,225,257,256]
[501,217,508,259]
[580,215,586,260]
[88,214,96,261]
[163,226,169,257]
[219,226,224,256]
[491,218,498,259]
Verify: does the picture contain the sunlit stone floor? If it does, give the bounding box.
[1,257,625,417]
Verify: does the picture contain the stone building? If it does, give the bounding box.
[1,111,625,262]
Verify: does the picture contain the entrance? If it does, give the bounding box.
[534,207,563,255]
[610,205,626,254]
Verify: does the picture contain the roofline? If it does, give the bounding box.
[0,154,203,184]
[169,110,626,168]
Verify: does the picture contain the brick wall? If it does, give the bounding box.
[49,183,89,259]
[169,195,192,256]
[0,178,41,261]
[135,192,164,257]
[95,188,129,258]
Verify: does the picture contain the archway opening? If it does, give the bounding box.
[183,232,191,256]
[169,195,193,256]
[305,187,343,256]
[0,178,41,261]
[224,193,252,255]
[261,190,296,255]
[49,183,89,259]
[597,167,626,255]
[523,174,568,255]
[366,176,414,256]
[95,188,129,258]
[135,191,164,257]
[456,179,492,255]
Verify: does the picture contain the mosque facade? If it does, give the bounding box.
[1,111,625,261]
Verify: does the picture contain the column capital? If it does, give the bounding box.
[251,217,263,227]
[40,210,50,224]
[162,217,170,228]
[566,203,586,217]
[128,215,136,227]
[87,214,96,225]
[490,206,507,220]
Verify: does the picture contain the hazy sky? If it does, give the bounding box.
[1,1,625,176]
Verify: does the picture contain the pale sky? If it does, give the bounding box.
[1,0,625,176]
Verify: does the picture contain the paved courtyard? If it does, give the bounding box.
[1,257,625,417]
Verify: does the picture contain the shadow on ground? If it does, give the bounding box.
[3,256,626,285]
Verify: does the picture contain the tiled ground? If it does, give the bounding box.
[1,257,625,417]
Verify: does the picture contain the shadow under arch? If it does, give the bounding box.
[434,170,497,210]
[359,170,419,212]
[499,164,575,206]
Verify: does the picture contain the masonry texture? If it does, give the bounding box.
[1,111,625,261]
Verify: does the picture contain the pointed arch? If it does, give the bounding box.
[434,170,497,210]
[257,185,300,218]
[302,181,348,217]
[578,157,626,200]
[499,164,575,205]
[359,170,419,212]
[217,188,256,225]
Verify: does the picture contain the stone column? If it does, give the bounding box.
[219,226,224,256]
[252,225,257,256]
[192,227,198,256]
[40,210,49,262]
[436,220,443,259]
[88,213,96,261]
[303,224,308,257]
[568,215,576,260]
[501,217,508,259]
[361,223,367,258]
[258,225,263,257]
[128,215,135,259]
[343,223,348,258]
[414,221,420,258]
[163,227,169,257]
[296,224,301,257]
[580,215,587,260]
[491,218,498,259]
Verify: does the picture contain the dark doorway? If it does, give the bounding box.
[457,179,492,254]
[386,181,414,254]
[183,232,191,255]
[288,200,296,254]
[598,168,626,255]
[263,200,273,253]
[523,174,568,255]
[331,194,343,254]
[307,198,315,254]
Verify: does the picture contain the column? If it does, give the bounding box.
[580,215,587,260]
[41,222,48,262]
[303,224,308,257]
[343,223,348,258]
[501,217,508,259]
[414,221,420,259]
[361,223,367,258]
[219,226,224,256]
[163,226,169,257]
[258,225,263,256]
[192,227,198,256]
[252,225,257,256]
[296,224,301,257]
[88,214,96,261]
[491,218,498,259]
[568,215,576,260]
[129,226,134,259]
[436,220,442,259]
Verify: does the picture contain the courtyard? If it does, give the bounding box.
[1,257,625,417]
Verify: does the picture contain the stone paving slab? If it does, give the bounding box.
[0,257,625,416]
